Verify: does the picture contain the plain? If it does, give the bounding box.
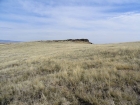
[0,41,140,105]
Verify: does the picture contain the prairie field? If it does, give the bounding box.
[0,41,140,105]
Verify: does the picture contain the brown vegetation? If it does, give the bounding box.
[0,41,140,105]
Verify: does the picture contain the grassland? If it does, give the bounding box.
[0,41,140,105]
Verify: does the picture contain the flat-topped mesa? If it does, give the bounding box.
[67,39,88,42]
[38,39,92,44]
[66,39,92,44]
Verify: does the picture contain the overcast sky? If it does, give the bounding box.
[0,0,140,43]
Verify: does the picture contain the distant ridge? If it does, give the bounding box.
[38,39,92,44]
[0,40,21,43]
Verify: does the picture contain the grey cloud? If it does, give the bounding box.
[0,0,140,43]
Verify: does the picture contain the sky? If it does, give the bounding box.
[0,0,140,44]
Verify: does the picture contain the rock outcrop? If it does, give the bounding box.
[38,39,92,44]
[66,39,92,44]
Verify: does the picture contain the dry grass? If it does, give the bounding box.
[0,41,140,105]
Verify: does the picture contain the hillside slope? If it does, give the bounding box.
[0,42,140,105]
